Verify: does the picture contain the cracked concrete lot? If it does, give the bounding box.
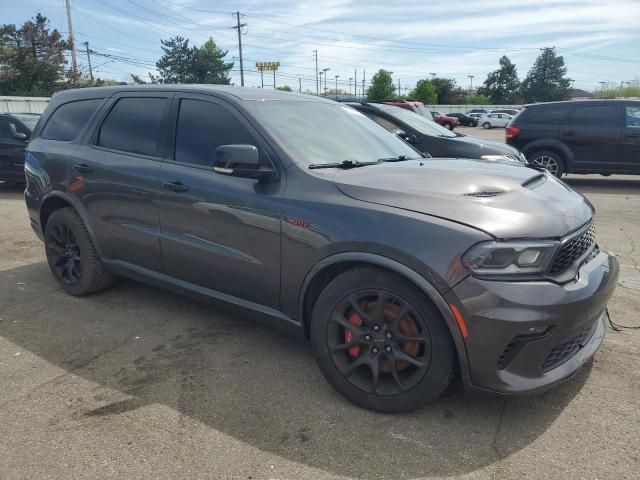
[1,168,639,479]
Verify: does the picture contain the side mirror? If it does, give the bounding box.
[12,132,28,141]
[213,144,274,180]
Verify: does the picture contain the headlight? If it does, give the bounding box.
[462,240,559,276]
[480,154,523,164]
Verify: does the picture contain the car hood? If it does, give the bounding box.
[334,159,593,238]
[450,134,519,156]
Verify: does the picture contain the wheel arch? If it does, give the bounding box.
[298,252,471,380]
[40,191,104,257]
[522,139,574,172]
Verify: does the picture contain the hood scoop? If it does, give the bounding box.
[522,173,547,189]
[463,185,509,198]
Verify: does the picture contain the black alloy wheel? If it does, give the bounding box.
[311,267,455,412]
[46,223,81,285]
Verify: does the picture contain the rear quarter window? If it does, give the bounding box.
[40,99,104,141]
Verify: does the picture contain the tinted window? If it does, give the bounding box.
[174,99,255,166]
[625,106,640,128]
[516,105,571,124]
[98,97,166,156]
[41,99,103,141]
[380,106,456,137]
[569,105,617,127]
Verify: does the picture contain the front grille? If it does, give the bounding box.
[549,223,596,275]
[542,322,596,372]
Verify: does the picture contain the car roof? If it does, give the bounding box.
[523,99,639,108]
[52,84,335,104]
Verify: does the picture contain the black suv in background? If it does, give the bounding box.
[506,100,640,177]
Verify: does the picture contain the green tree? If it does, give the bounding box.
[155,36,233,84]
[0,14,68,96]
[521,47,571,102]
[478,56,521,104]
[466,94,492,105]
[408,79,438,105]
[430,77,457,104]
[190,38,233,84]
[276,85,292,92]
[367,69,396,101]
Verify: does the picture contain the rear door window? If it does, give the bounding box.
[569,105,617,127]
[517,105,571,124]
[367,114,404,133]
[174,99,256,166]
[41,99,103,141]
[98,97,166,156]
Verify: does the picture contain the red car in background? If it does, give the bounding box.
[431,111,460,130]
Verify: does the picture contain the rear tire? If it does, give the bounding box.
[528,150,565,178]
[444,124,452,130]
[482,122,491,129]
[44,207,113,296]
[310,267,455,412]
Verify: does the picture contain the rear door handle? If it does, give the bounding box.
[562,131,576,136]
[72,163,92,173]
[162,181,189,192]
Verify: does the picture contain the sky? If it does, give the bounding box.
[3,0,640,95]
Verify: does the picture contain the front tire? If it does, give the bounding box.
[482,122,491,129]
[310,267,455,412]
[44,207,113,296]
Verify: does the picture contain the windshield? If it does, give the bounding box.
[246,101,420,166]
[13,114,40,130]
[381,106,457,138]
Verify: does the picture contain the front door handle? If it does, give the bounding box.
[562,131,576,136]
[162,181,189,192]
[72,163,92,173]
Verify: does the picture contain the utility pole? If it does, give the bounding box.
[398,79,401,97]
[335,75,339,95]
[349,77,353,96]
[322,68,330,94]
[83,41,93,83]
[362,69,365,99]
[260,70,264,88]
[65,0,78,84]
[319,71,323,95]
[468,75,475,92]
[313,50,319,95]
[231,12,247,87]
[299,77,302,93]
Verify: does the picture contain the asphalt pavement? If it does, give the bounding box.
[1,144,639,479]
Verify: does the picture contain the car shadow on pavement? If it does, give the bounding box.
[0,262,591,479]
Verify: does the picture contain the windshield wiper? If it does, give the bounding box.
[377,155,413,163]
[308,159,379,170]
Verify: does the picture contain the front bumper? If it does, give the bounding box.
[447,250,618,394]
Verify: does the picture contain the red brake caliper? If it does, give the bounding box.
[345,312,363,358]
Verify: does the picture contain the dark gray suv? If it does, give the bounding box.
[25,85,618,412]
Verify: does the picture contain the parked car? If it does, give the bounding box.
[480,112,513,129]
[507,100,640,177]
[466,108,489,115]
[447,112,479,127]
[431,111,460,130]
[490,109,520,116]
[348,102,525,163]
[382,100,434,120]
[26,86,617,412]
[0,112,40,183]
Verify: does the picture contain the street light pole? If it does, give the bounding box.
[319,71,323,95]
[335,75,339,95]
[468,75,475,92]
